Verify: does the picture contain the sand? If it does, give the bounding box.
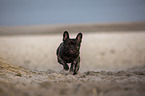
[0,23,145,96]
[0,62,145,96]
[0,31,145,72]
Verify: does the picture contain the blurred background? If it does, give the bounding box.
[0,0,145,25]
[0,0,145,72]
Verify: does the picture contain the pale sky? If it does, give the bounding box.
[0,0,145,25]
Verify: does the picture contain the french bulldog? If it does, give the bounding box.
[56,31,83,75]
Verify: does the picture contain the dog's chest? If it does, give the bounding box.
[62,55,76,63]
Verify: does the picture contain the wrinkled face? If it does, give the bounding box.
[64,39,80,54]
[63,31,83,55]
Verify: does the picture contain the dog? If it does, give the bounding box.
[56,31,83,75]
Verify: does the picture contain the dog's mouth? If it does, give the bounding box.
[69,50,76,54]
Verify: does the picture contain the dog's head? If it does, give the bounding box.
[62,31,83,55]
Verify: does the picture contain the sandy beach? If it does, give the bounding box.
[0,31,145,72]
[0,61,145,96]
[0,23,145,96]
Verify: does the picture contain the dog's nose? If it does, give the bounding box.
[70,48,75,54]
[70,48,74,51]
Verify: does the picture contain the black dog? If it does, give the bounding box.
[56,31,83,75]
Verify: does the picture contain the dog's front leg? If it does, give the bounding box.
[73,61,80,75]
[57,56,69,71]
[70,63,74,72]
[73,57,80,75]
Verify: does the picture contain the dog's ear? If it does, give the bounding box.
[76,33,83,43]
[63,31,69,41]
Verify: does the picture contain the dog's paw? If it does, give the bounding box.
[73,72,77,75]
[63,65,69,71]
